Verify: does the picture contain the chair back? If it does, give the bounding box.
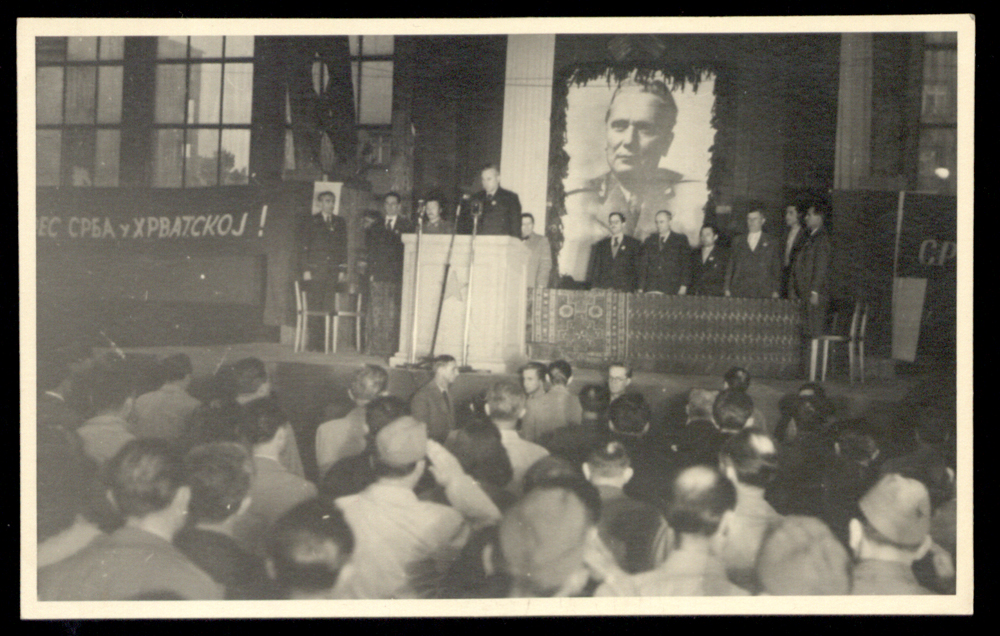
[294,280,303,313]
[858,303,869,341]
[848,301,863,339]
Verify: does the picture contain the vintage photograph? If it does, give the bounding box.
[20,17,972,617]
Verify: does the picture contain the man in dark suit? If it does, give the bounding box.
[409,354,459,443]
[299,190,348,311]
[724,207,782,299]
[689,224,728,296]
[587,212,642,292]
[782,203,808,299]
[638,210,691,294]
[461,165,522,238]
[790,204,832,338]
[366,192,415,285]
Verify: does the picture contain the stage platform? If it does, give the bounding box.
[102,342,923,482]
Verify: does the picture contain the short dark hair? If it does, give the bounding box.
[586,440,631,478]
[384,192,402,204]
[608,392,651,436]
[700,223,720,237]
[608,212,626,224]
[365,395,410,439]
[486,380,526,421]
[480,164,500,175]
[723,366,751,393]
[666,466,737,536]
[237,396,287,446]
[350,365,389,403]
[713,389,754,433]
[88,362,136,413]
[432,354,457,373]
[316,190,336,202]
[520,362,548,383]
[524,475,602,526]
[786,201,807,223]
[445,420,513,490]
[267,498,355,595]
[745,200,768,217]
[521,213,535,224]
[160,354,193,383]
[184,442,253,523]
[107,439,185,519]
[547,360,573,386]
[655,209,673,220]
[719,429,779,489]
[232,357,266,381]
[807,200,831,219]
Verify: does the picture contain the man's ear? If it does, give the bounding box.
[484,403,492,417]
[848,518,864,557]
[581,463,592,481]
[745,415,755,429]
[621,466,635,484]
[172,485,192,517]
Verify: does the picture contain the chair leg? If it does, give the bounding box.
[321,315,329,354]
[848,340,856,384]
[809,339,818,381]
[859,342,865,384]
[302,316,310,352]
[332,315,339,354]
[821,340,830,382]
[294,314,301,353]
[355,316,362,352]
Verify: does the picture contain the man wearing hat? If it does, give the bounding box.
[849,473,935,595]
[335,415,500,599]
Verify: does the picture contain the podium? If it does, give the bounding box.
[390,234,528,373]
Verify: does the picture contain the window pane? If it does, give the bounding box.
[153,129,184,187]
[157,36,188,59]
[155,64,187,123]
[99,36,125,60]
[97,66,123,124]
[362,35,394,55]
[925,32,958,45]
[65,66,97,124]
[221,129,251,185]
[222,63,253,124]
[37,130,61,187]
[36,37,66,63]
[225,36,254,58]
[186,128,220,187]
[63,128,96,186]
[190,36,223,59]
[36,67,63,125]
[349,36,359,56]
[67,37,98,61]
[190,63,222,124]
[917,128,956,194]
[94,129,120,187]
[922,49,957,124]
[358,61,393,125]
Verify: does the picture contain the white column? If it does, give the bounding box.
[500,34,556,221]
[834,33,873,190]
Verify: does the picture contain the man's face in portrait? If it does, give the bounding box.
[481,168,500,195]
[318,194,336,216]
[608,213,625,236]
[785,206,800,228]
[605,90,675,185]
[747,210,765,233]
[700,226,717,248]
[655,211,672,235]
[521,216,535,239]
[426,201,441,223]
[384,195,401,218]
[805,207,823,231]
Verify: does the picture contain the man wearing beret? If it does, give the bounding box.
[849,473,935,595]
[334,416,500,599]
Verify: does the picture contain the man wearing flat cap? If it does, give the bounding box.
[335,416,500,599]
[562,75,703,283]
[848,473,935,595]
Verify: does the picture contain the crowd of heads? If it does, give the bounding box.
[35,346,957,602]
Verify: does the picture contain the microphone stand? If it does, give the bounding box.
[406,210,425,366]
[460,203,482,371]
[429,196,465,359]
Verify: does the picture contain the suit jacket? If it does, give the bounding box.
[725,231,782,299]
[522,233,552,288]
[789,227,832,300]
[689,245,728,296]
[587,235,642,292]
[366,216,415,283]
[410,381,456,443]
[298,214,348,282]
[781,225,808,298]
[638,231,691,294]
[462,187,521,238]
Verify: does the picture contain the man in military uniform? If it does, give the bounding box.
[299,190,348,311]
[562,76,705,284]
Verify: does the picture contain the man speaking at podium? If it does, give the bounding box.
[460,164,522,238]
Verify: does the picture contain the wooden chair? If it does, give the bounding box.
[294,280,332,354]
[809,301,869,383]
[329,285,365,353]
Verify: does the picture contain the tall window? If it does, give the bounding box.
[350,36,393,166]
[917,32,957,194]
[36,36,125,187]
[152,36,254,187]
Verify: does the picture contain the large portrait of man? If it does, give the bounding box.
[560,71,715,283]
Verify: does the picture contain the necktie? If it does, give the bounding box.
[386,218,392,231]
[612,236,620,256]
[442,390,452,414]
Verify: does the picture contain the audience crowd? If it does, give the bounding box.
[35,345,958,600]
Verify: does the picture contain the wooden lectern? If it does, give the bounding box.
[390,235,529,373]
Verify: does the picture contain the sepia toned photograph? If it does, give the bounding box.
[19,16,972,618]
